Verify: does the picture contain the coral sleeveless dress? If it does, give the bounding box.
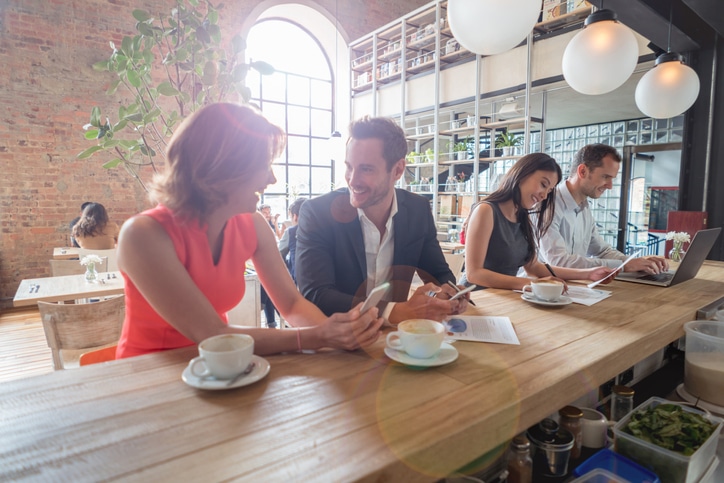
[116,205,257,359]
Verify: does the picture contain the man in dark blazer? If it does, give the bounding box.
[296,116,467,325]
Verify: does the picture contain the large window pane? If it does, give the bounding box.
[311,166,333,193]
[311,79,332,109]
[288,75,311,106]
[261,73,286,103]
[288,165,310,197]
[310,109,332,137]
[287,106,310,135]
[287,136,310,165]
[261,103,286,131]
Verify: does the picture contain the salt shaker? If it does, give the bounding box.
[611,385,635,422]
[506,434,532,483]
[558,405,583,460]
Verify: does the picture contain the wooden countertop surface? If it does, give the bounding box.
[2,261,723,481]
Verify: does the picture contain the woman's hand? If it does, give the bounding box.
[317,304,384,350]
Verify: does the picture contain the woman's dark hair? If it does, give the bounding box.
[72,202,110,238]
[465,153,562,262]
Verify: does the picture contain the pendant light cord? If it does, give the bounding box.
[667,0,673,53]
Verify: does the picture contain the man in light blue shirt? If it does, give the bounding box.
[538,144,668,274]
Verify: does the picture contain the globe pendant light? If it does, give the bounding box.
[447,0,541,56]
[634,3,700,119]
[562,9,639,95]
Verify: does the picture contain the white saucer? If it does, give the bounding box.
[182,355,270,390]
[521,293,572,306]
[384,342,458,367]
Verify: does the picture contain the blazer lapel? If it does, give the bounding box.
[331,189,368,280]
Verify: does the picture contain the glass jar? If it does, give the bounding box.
[506,434,532,483]
[558,405,583,461]
[611,385,635,422]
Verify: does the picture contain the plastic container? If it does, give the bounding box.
[612,397,723,483]
[683,320,724,406]
[573,448,660,482]
[570,468,630,483]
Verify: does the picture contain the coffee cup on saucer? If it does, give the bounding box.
[523,279,564,302]
[189,334,254,380]
[386,319,445,359]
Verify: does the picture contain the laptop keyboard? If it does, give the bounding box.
[638,272,674,282]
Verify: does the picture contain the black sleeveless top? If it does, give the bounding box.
[460,201,532,286]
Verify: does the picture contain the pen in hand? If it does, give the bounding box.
[544,263,558,278]
[446,280,476,306]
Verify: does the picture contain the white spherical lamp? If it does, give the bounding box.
[562,10,639,95]
[635,52,700,119]
[447,0,541,56]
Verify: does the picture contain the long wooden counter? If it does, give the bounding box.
[2,261,723,481]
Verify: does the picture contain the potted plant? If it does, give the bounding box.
[495,131,523,157]
[451,141,468,160]
[406,151,421,164]
[425,148,435,162]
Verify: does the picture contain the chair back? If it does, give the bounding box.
[50,258,108,276]
[38,295,125,370]
[444,252,465,282]
[77,248,118,272]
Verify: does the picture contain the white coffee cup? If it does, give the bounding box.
[581,408,609,448]
[189,334,254,380]
[386,319,445,359]
[523,280,564,301]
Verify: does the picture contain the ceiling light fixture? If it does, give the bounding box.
[562,7,639,95]
[447,0,540,56]
[634,2,700,119]
[328,0,345,160]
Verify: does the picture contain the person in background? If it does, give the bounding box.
[72,202,119,249]
[537,143,668,274]
[69,201,93,247]
[296,116,467,325]
[278,197,307,282]
[460,153,615,290]
[115,103,383,359]
[258,203,284,239]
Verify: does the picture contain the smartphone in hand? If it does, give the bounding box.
[360,282,391,313]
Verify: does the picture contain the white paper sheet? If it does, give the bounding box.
[587,250,641,288]
[444,316,520,345]
[565,285,612,306]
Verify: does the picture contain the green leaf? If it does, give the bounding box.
[121,36,133,56]
[126,69,141,88]
[238,85,252,102]
[103,158,123,169]
[232,64,249,82]
[208,10,218,24]
[124,112,144,123]
[202,61,217,85]
[208,24,221,43]
[132,9,151,22]
[106,79,121,95]
[92,60,109,71]
[90,106,101,127]
[250,60,275,75]
[157,82,180,96]
[77,145,103,159]
[84,129,99,140]
[137,22,153,37]
[118,140,139,149]
[102,139,121,148]
[196,26,210,44]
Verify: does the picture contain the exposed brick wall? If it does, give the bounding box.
[0,0,426,308]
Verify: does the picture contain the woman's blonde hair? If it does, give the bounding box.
[151,103,286,222]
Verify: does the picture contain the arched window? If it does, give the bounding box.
[246,17,340,220]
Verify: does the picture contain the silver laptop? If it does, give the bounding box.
[616,227,721,287]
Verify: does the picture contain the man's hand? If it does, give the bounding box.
[388,283,465,325]
[624,256,669,274]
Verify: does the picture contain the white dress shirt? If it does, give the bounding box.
[538,181,626,268]
[358,192,398,320]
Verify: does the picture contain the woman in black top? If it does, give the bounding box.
[461,153,614,290]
